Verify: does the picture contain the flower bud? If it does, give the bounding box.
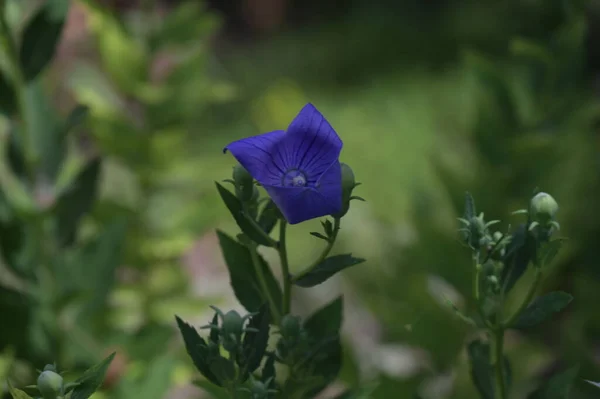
[37,370,63,399]
[233,164,255,201]
[222,310,244,338]
[333,163,359,218]
[280,314,301,339]
[530,192,558,222]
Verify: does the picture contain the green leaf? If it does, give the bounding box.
[309,232,329,241]
[216,230,282,313]
[192,379,230,399]
[502,224,535,294]
[209,356,236,385]
[175,316,221,386]
[512,291,573,329]
[55,158,102,247]
[304,296,343,340]
[8,384,33,399]
[208,312,219,345]
[70,352,115,399]
[261,352,276,383]
[539,239,564,267]
[464,192,476,220]
[528,366,579,399]
[19,0,70,81]
[216,182,274,247]
[63,104,90,134]
[467,340,494,399]
[293,255,365,288]
[116,354,176,399]
[258,199,280,234]
[0,72,16,115]
[240,304,270,375]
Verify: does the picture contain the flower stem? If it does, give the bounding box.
[278,220,292,316]
[503,267,542,327]
[291,217,340,283]
[473,255,494,330]
[492,327,507,399]
[249,244,281,325]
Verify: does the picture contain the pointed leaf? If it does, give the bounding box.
[528,366,579,399]
[258,199,280,234]
[240,304,270,375]
[70,352,115,399]
[464,192,476,220]
[309,232,329,241]
[539,239,564,267]
[0,72,16,115]
[192,379,230,399]
[512,292,573,329]
[304,296,343,339]
[8,385,33,399]
[502,224,535,293]
[216,182,274,247]
[467,340,494,399]
[294,255,365,288]
[216,230,282,313]
[19,0,70,81]
[175,316,221,386]
[262,352,276,383]
[55,158,102,247]
[209,313,219,345]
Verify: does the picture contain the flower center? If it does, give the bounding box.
[283,169,307,187]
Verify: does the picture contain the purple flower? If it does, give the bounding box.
[224,103,343,224]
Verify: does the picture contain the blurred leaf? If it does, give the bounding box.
[70,352,115,399]
[209,312,219,345]
[512,291,573,329]
[8,384,33,399]
[117,354,176,399]
[152,1,220,49]
[310,232,329,241]
[293,255,365,288]
[63,104,90,134]
[304,296,344,339]
[192,379,229,399]
[216,182,274,247]
[240,304,270,376]
[175,316,221,386]
[0,72,16,115]
[86,7,147,94]
[258,199,280,235]
[55,158,102,247]
[528,366,580,399]
[19,0,69,81]
[0,286,30,356]
[539,239,564,267]
[209,356,236,385]
[467,340,494,399]
[216,230,282,313]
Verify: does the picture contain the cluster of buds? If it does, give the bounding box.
[458,211,502,253]
[201,306,258,353]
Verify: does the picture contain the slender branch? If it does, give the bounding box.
[248,244,281,324]
[291,217,340,283]
[472,255,494,330]
[492,328,507,399]
[278,220,291,315]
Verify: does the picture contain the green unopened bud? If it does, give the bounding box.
[530,192,559,222]
[333,163,359,218]
[233,164,255,201]
[280,314,301,339]
[222,310,244,338]
[37,370,63,399]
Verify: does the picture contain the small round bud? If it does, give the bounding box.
[493,231,503,242]
[530,192,559,221]
[233,164,255,201]
[37,370,63,399]
[280,314,301,339]
[222,310,244,337]
[333,163,357,218]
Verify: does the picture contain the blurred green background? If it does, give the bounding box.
[2,0,600,398]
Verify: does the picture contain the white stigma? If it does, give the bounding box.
[292,175,306,187]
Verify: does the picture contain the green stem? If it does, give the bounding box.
[473,256,494,330]
[0,3,36,182]
[291,218,340,283]
[504,267,543,328]
[278,220,291,315]
[492,328,507,399]
[249,244,281,324]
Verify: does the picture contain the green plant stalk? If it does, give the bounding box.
[248,244,281,324]
[473,256,494,330]
[492,327,507,399]
[0,2,37,181]
[278,220,292,316]
[291,217,341,283]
